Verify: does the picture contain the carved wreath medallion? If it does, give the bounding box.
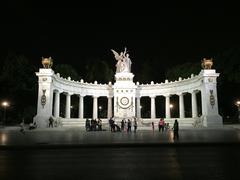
[41,89,47,108]
[118,97,132,109]
[209,90,215,108]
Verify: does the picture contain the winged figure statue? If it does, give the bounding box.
[111,48,131,73]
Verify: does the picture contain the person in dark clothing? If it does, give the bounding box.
[49,116,54,128]
[127,119,132,132]
[133,118,137,133]
[121,119,125,131]
[173,119,179,140]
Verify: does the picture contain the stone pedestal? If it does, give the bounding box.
[200,69,223,127]
[33,68,54,128]
[113,72,137,120]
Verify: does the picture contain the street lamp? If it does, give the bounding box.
[2,101,9,126]
[235,100,240,122]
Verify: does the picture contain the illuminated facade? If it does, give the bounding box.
[34,56,222,128]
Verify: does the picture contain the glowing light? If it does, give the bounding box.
[236,100,240,106]
[2,101,9,107]
[0,133,7,145]
[170,104,173,109]
[99,106,102,110]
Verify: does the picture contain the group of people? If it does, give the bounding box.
[151,118,179,140]
[109,117,138,133]
[85,118,102,131]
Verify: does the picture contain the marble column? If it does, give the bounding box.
[107,96,113,119]
[54,90,60,118]
[192,91,197,118]
[165,95,170,118]
[78,95,84,119]
[93,96,98,119]
[136,97,141,118]
[179,93,185,118]
[150,96,156,119]
[65,93,71,118]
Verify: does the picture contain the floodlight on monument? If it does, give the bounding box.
[140,105,142,109]
[99,106,102,110]
[170,104,173,109]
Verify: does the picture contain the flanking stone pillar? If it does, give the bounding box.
[199,69,222,127]
[191,91,197,118]
[93,96,98,119]
[33,68,54,128]
[79,95,84,119]
[136,97,141,118]
[65,93,71,118]
[54,90,60,118]
[165,95,170,118]
[150,96,156,119]
[107,96,113,119]
[179,93,185,118]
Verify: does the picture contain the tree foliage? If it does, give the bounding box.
[84,58,114,83]
[165,62,200,81]
[214,47,240,83]
[0,52,37,123]
[54,64,81,81]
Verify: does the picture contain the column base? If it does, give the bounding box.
[33,115,50,128]
[201,115,223,127]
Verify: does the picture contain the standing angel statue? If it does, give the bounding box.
[111,47,132,73]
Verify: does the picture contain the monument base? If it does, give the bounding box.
[33,115,50,128]
[202,115,223,127]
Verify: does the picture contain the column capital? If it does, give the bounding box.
[150,95,156,98]
[177,92,184,96]
[93,95,99,98]
[63,92,73,96]
[164,94,171,97]
[78,94,86,97]
[54,89,63,94]
[108,96,113,99]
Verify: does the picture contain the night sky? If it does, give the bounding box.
[1,1,240,75]
[0,1,240,119]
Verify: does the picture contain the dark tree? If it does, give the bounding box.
[0,52,37,123]
[84,58,114,83]
[54,64,81,81]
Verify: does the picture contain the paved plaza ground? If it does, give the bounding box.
[1,125,240,180]
[1,124,240,147]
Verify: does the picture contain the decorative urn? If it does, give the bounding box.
[201,58,213,69]
[42,57,53,69]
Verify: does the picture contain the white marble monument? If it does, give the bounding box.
[33,51,223,128]
[111,48,136,120]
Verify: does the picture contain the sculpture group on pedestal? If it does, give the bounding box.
[111,47,132,73]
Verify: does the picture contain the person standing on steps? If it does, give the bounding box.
[173,119,179,140]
